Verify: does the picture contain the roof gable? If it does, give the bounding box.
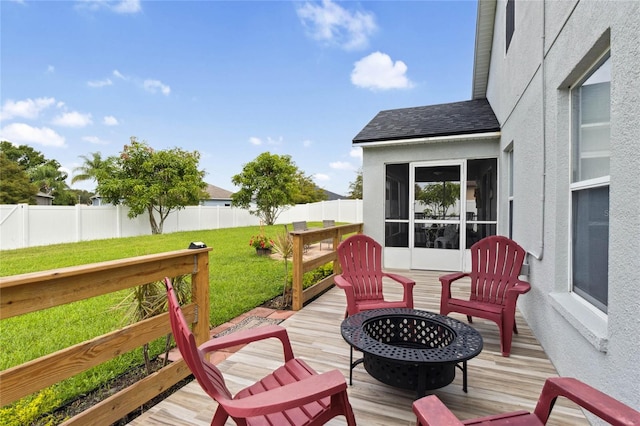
[352,98,499,144]
[204,184,233,200]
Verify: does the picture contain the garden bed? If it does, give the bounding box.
[37,359,192,426]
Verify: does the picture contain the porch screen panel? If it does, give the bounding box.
[466,158,498,248]
[385,163,409,247]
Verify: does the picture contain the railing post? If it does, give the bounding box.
[292,233,305,311]
[191,251,211,346]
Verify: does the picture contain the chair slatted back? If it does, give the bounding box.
[165,278,233,401]
[468,236,526,306]
[338,235,385,302]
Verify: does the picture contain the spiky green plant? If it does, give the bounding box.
[270,226,294,307]
[113,275,191,372]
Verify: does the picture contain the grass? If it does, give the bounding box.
[0,223,308,425]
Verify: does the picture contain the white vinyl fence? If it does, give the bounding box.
[0,200,363,251]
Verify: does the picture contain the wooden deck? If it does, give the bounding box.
[129,270,589,425]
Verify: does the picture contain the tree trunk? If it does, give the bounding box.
[147,206,161,234]
[143,343,151,375]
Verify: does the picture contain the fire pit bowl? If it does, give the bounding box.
[341,308,483,396]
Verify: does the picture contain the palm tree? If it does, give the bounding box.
[29,162,67,195]
[72,152,108,186]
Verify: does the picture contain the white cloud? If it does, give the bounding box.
[103,115,119,126]
[0,123,66,147]
[112,0,141,14]
[143,79,171,95]
[314,173,330,182]
[351,51,414,91]
[0,97,56,121]
[47,65,55,73]
[249,136,283,146]
[52,111,93,127]
[350,147,363,160]
[329,161,355,171]
[266,136,283,146]
[82,135,109,145]
[87,78,113,88]
[75,0,141,14]
[297,0,376,50]
[303,139,313,148]
[113,69,127,80]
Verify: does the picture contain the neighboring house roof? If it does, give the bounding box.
[204,184,233,200]
[323,189,347,201]
[352,98,500,144]
[36,192,54,199]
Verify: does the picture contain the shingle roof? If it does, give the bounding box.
[352,98,499,144]
[323,189,347,201]
[204,184,233,199]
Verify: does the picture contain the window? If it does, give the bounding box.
[506,0,515,53]
[570,54,610,313]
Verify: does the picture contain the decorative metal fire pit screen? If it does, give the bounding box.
[341,308,483,397]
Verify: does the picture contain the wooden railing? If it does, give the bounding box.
[0,247,212,425]
[289,223,363,310]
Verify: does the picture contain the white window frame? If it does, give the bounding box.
[568,51,611,315]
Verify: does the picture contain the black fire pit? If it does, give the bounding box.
[341,308,483,397]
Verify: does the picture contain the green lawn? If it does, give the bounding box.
[0,223,304,425]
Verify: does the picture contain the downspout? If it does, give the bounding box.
[529,0,546,260]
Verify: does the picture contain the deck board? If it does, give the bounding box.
[129,270,588,425]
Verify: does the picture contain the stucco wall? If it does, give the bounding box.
[486,0,640,412]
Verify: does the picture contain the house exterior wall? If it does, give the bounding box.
[485,0,640,411]
[361,137,500,265]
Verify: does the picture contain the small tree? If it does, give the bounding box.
[96,137,206,234]
[348,169,362,199]
[271,226,294,308]
[1,141,74,204]
[291,172,327,204]
[0,152,38,204]
[231,152,299,225]
[416,182,460,219]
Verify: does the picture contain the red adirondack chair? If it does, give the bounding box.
[439,235,530,356]
[335,234,415,318]
[164,277,356,426]
[413,376,640,425]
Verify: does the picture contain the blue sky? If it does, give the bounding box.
[1,0,478,196]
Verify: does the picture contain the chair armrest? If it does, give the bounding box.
[334,274,359,316]
[334,274,353,291]
[505,280,531,306]
[198,325,295,361]
[412,395,464,426]
[383,272,416,288]
[534,377,640,425]
[223,369,348,418]
[384,272,416,308]
[439,272,468,287]
[508,280,531,295]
